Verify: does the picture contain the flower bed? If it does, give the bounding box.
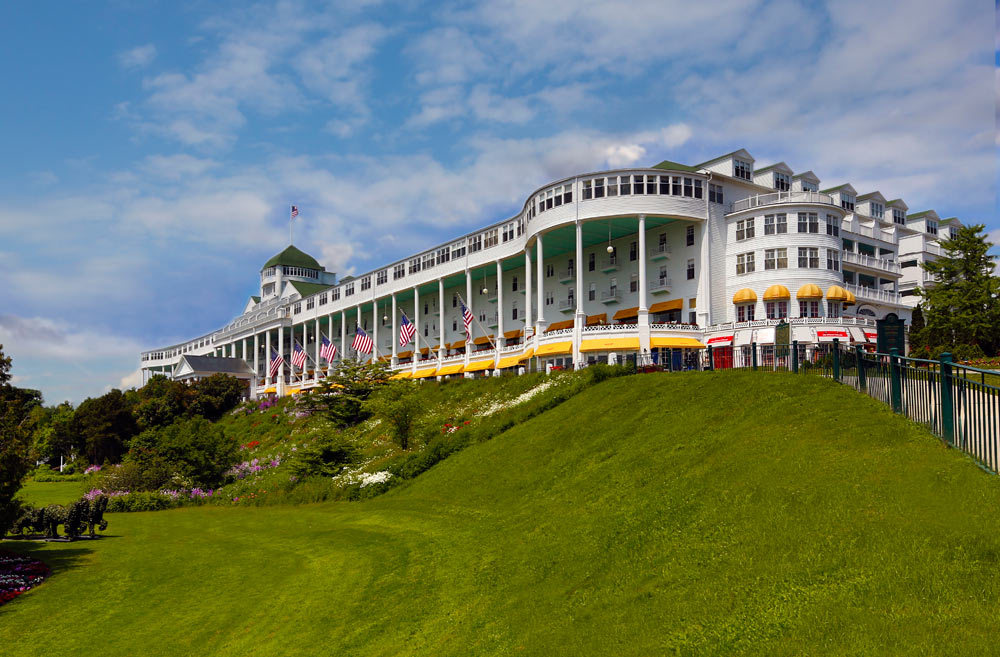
[0,551,49,606]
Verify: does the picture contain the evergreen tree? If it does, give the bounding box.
[917,225,1000,355]
[908,304,927,357]
[72,389,138,465]
[0,345,34,532]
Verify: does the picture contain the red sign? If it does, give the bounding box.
[816,330,849,339]
[707,335,734,345]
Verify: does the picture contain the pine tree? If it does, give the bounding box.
[917,225,1000,355]
[908,304,927,357]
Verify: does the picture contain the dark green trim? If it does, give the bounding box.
[650,159,700,173]
[262,245,323,271]
[288,281,332,298]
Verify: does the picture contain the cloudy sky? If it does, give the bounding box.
[0,0,996,404]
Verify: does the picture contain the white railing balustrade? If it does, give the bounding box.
[730,190,835,213]
[841,251,902,274]
[558,299,575,311]
[582,323,636,333]
[602,256,618,271]
[649,277,672,293]
[601,290,621,303]
[650,323,700,331]
[846,284,902,305]
[650,243,671,258]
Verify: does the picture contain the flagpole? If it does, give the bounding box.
[458,294,497,351]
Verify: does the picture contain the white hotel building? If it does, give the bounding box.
[140,148,958,394]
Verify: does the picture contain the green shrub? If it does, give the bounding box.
[362,382,421,450]
[128,416,239,488]
[30,465,85,482]
[105,491,177,513]
[289,433,358,478]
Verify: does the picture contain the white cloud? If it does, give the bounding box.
[118,44,157,70]
[141,154,220,180]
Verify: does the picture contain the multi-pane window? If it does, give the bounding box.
[671,176,682,195]
[693,179,703,199]
[633,174,645,195]
[870,202,884,219]
[512,275,518,292]
[764,248,787,270]
[393,263,405,280]
[659,175,670,195]
[409,257,421,274]
[646,175,657,195]
[306,297,315,310]
[423,253,435,270]
[376,270,388,285]
[293,303,301,314]
[582,180,593,200]
[927,221,938,235]
[687,258,695,280]
[630,274,638,293]
[799,300,820,318]
[798,247,819,268]
[841,195,855,212]
[827,302,841,318]
[360,276,371,291]
[736,304,755,322]
[708,183,724,204]
[827,250,840,271]
[686,225,695,246]
[452,293,458,308]
[797,212,819,233]
[546,264,554,278]
[734,159,752,180]
[588,283,596,301]
[774,172,791,191]
[764,213,787,234]
[736,218,754,240]
[683,177,694,197]
[319,292,328,306]
[825,214,839,236]
[469,234,483,253]
[736,252,755,275]
[483,229,498,248]
[629,241,638,261]
[554,184,572,206]
[606,176,618,196]
[593,178,605,198]
[619,175,631,195]
[332,287,341,301]
[502,223,515,242]
[345,282,355,296]
[892,208,905,225]
[801,181,818,192]
[765,301,788,319]
[452,243,466,259]
[588,253,596,271]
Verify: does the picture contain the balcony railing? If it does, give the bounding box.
[842,252,902,275]
[730,190,835,213]
[600,290,621,304]
[846,284,902,305]
[558,299,575,312]
[485,313,499,328]
[558,268,575,284]
[649,277,672,294]
[601,256,619,272]
[650,243,671,260]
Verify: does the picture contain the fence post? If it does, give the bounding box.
[792,340,799,373]
[939,352,954,445]
[751,342,758,371]
[706,345,714,371]
[855,345,866,392]
[832,338,841,382]
[889,348,902,414]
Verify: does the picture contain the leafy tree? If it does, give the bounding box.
[296,359,392,427]
[289,433,358,478]
[363,381,421,450]
[0,345,34,532]
[189,373,246,421]
[127,417,238,488]
[72,389,137,465]
[918,225,1000,355]
[132,375,192,429]
[30,401,77,465]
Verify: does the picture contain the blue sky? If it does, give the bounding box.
[0,0,996,404]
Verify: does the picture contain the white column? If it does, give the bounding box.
[464,270,472,370]
[536,233,546,329]
[496,260,504,368]
[438,278,445,367]
[413,286,420,373]
[265,330,271,385]
[277,324,285,395]
[391,293,398,367]
[637,214,650,360]
[356,306,362,360]
[372,297,379,364]
[340,312,347,361]
[314,318,320,380]
[574,220,585,368]
[253,333,260,386]
[525,246,533,335]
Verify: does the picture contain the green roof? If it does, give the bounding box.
[251,296,260,303]
[695,149,752,167]
[753,162,791,175]
[887,199,904,205]
[288,281,331,298]
[856,192,884,201]
[651,159,699,173]
[819,184,852,193]
[907,210,935,219]
[262,245,323,271]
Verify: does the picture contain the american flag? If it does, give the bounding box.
[320,335,337,362]
[268,347,283,378]
[460,300,474,340]
[399,312,416,347]
[352,325,374,354]
[290,205,299,219]
[291,341,307,369]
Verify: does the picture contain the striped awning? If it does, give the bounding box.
[649,299,682,313]
[580,337,640,352]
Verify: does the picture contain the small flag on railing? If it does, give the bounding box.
[352,325,373,354]
[268,347,282,378]
[291,341,307,369]
[399,312,416,347]
[320,335,337,362]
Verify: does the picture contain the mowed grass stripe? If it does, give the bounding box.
[4,372,1000,656]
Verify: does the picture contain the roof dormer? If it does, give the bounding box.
[856,191,887,221]
[886,199,909,225]
[820,183,858,212]
[792,170,820,192]
[697,148,755,181]
[907,210,941,237]
[753,162,794,191]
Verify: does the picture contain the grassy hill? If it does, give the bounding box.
[4,371,1000,656]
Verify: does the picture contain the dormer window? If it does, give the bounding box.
[841,195,855,212]
[734,159,752,181]
[892,208,905,225]
[774,172,791,191]
[927,221,938,236]
[801,181,818,192]
[871,202,884,219]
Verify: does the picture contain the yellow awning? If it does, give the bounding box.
[732,288,757,304]
[412,367,438,379]
[473,335,495,345]
[535,341,572,356]
[586,313,607,325]
[284,387,301,396]
[797,283,823,299]
[390,371,412,380]
[464,359,494,372]
[545,320,574,332]
[397,350,413,359]
[436,363,463,375]
[613,307,639,320]
[763,285,790,301]
[580,338,640,352]
[826,285,849,302]
[650,337,707,349]
[419,347,430,355]
[844,289,856,306]
[448,340,466,349]
[262,387,276,394]
[377,355,391,362]
[649,299,682,313]
[497,348,535,368]
[503,329,523,339]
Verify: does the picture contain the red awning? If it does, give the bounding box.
[706,335,733,346]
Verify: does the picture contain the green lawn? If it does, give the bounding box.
[15,479,86,507]
[4,372,1000,655]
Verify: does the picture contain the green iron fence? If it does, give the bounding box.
[695,341,1000,473]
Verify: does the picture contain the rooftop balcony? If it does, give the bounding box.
[730,190,835,214]
[842,252,902,276]
[898,271,938,291]
[846,283,902,306]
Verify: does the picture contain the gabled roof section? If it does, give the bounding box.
[907,210,940,221]
[820,183,858,195]
[792,170,820,183]
[262,245,323,271]
[940,216,961,225]
[287,281,331,298]
[856,191,887,203]
[696,148,754,168]
[651,159,700,173]
[242,296,260,314]
[753,162,793,175]
[886,199,908,210]
[174,356,254,377]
